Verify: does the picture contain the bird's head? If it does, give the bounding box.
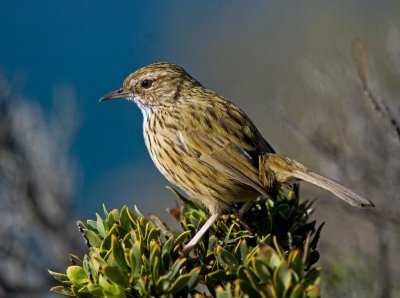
[100,62,201,109]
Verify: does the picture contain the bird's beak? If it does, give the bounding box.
[99,88,133,102]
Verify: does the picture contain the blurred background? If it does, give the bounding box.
[1,0,400,297]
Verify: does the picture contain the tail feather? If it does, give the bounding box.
[292,170,374,208]
[264,154,374,208]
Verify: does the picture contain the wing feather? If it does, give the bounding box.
[176,97,274,197]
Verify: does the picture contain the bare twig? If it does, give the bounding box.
[355,40,400,141]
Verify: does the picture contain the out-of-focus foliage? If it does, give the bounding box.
[50,186,322,297]
[297,34,400,297]
[0,78,82,296]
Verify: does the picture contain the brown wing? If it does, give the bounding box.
[177,97,274,197]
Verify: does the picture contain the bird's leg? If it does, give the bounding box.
[231,201,254,234]
[237,201,254,219]
[182,212,220,255]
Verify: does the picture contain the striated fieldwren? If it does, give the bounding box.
[100,62,374,253]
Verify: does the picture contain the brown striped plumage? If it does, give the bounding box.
[100,62,374,253]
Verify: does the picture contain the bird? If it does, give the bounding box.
[100,62,374,253]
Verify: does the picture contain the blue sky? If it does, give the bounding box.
[1,0,177,215]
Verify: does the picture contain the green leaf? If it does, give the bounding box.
[272,236,284,261]
[82,255,90,278]
[288,249,303,278]
[265,284,278,298]
[174,230,191,246]
[127,208,138,226]
[86,220,97,231]
[139,223,151,243]
[100,224,118,252]
[110,209,120,223]
[161,236,174,268]
[87,284,104,296]
[96,213,106,237]
[98,275,125,297]
[110,234,128,272]
[257,245,281,270]
[83,229,102,248]
[48,269,70,283]
[151,255,160,284]
[133,205,145,219]
[234,279,261,298]
[187,266,201,290]
[251,258,271,282]
[149,240,161,280]
[289,284,303,298]
[241,268,260,292]
[66,266,88,285]
[128,240,142,276]
[119,206,131,230]
[122,232,133,249]
[207,269,228,281]
[305,285,320,298]
[236,238,248,262]
[149,214,172,237]
[101,265,128,286]
[50,285,74,296]
[303,267,321,288]
[273,263,292,297]
[105,212,117,231]
[146,227,161,248]
[222,221,235,244]
[102,204,109,217]
[69,254,83,265]
[215,286,233,298]
[155,275,171,293]
[167,258,186,280]
[216,245,239,273]
[77,285,91,296]
[167,272,192,294]
[91,255,107,273]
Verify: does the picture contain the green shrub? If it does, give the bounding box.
[49,185,322,297]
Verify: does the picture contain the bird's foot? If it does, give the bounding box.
[230,213,254,236]
[180,244,193,257]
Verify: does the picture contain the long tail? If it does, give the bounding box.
[292,170,374,207]
[264,154,375,208]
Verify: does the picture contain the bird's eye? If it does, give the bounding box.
[141,79,152,89]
